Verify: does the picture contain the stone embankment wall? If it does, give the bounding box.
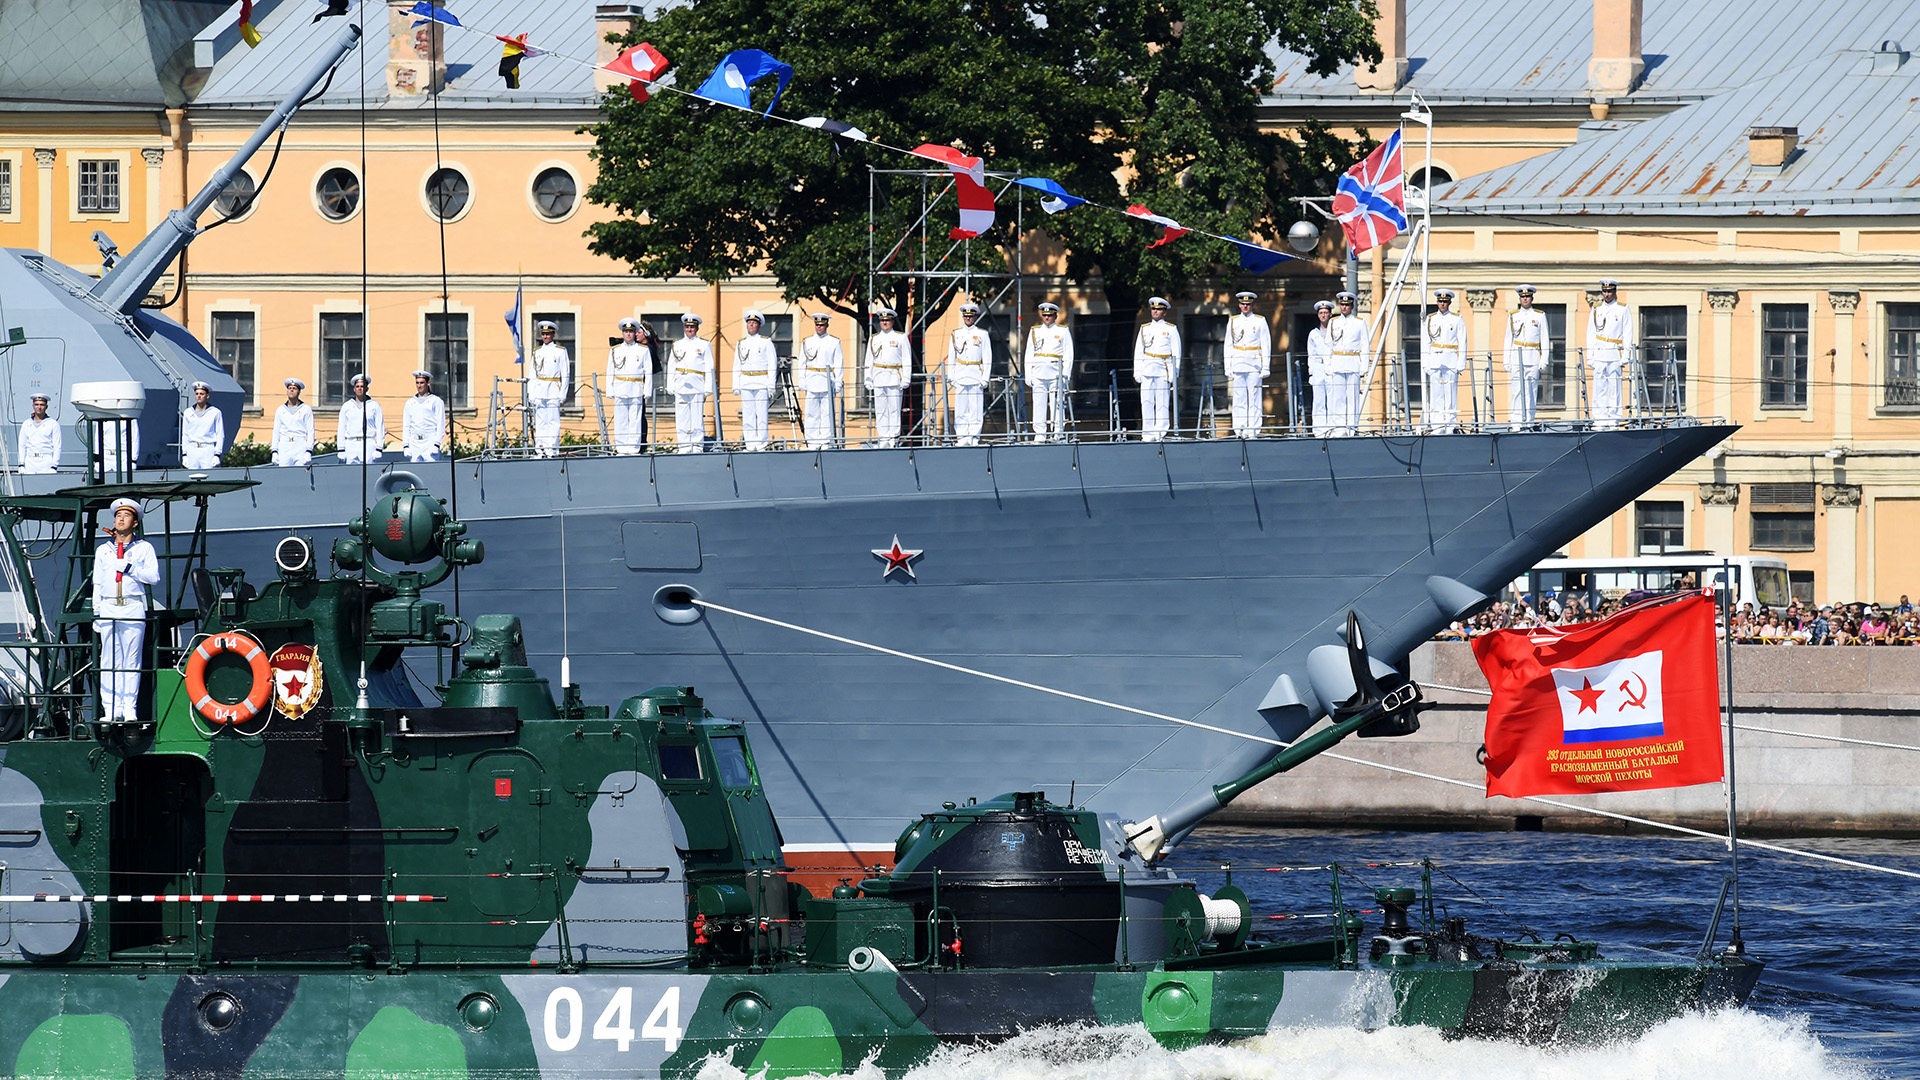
[1226,643,1920,836]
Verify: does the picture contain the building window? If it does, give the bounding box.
[1182,314,1229,417]
[321,312,364,406]
[213,312,256,406]
[426,312,470,408]
[532,312,577,405]
[0,158,11,214]
[1761,303,1809,408]
[78,159,120,213]
[1749,482,1815,552]
[426,167,470,221]
[1885,303,1920,407]
[1538,304,1568,409]
[317,167,359,220]
[1639,306,1687,411]
[213,171,257,218]
[532,167,576,220]
[1396,306,1424,408]
[1788,569,1815,605]
[645,313,680,404]
[1635,500,1684,554]
[762,314,794,388]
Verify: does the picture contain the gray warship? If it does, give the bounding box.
[0,23,1732,866]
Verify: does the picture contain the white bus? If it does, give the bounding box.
[1510,553,1792,613]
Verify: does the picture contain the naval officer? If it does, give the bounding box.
[181,381,225,469]
[798,313,844,450]
[945,301,991,446]
[733,310,779,451]
[608,318,654,454]
[272,378,314,467]
[1306,300,1334,435]
[1586,278,1632,426]
[1225,291,1272,439]
[1504,285,1551,427]
[1133,298,1181,441]
[19,393,61,474]
[93,497,159,722]
[1326,291,1369,435]
[866,308,909,448]
[529,320,570,456]
[1422,289,1467,433]
[402,369,447,462]
[1023,302,1072,441]
[668,313,715,453]
[336,373,385,464]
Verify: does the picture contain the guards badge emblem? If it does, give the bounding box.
[270,643,324,718]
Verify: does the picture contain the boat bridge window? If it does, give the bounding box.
[658,743,701,780]
[711,736,754,788]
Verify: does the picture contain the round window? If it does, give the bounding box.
[316,167,360,221]
[532,167,577,220]
[426,167,470,221]
[214,171,257,218]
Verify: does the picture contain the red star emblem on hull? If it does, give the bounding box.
[872,535,924,579]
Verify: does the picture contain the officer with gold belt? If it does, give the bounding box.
[1586,278,1633,427]
[1133,297,1181,441]
[1325,291,1369,435]
[1422,289,1467,434]
[1023,302,1072,441]
[607,317,653,455]
[945,302,992,446]
[1504,285,1551,427]
[866,308,910,448]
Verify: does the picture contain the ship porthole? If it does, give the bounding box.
[459,992,499,1031]
[725,992,768,1034]
[1146,982,1195,1023]
[653,584,703,625]
[199,991,241,1032]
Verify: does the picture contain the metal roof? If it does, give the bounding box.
[0,0,229,109]
[1433,49,1920,217]
[1266,0,1920,106]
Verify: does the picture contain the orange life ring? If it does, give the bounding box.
[183,632,273,724]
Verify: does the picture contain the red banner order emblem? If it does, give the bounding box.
[1472,592,1723,798]
[270,643,325,719]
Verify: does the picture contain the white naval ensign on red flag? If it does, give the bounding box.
[1472,592,1722,798]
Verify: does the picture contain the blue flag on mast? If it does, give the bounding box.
[504,281,524,365]
[1224,236,1291,273]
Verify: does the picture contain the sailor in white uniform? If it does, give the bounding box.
[181,381,225,470]
[1306,300,1335,435]
[1133,297,1182,441]
[1586,278,1632,427]
[1504,284,1551,427]
[1326,291,1370,435]
[865,308,909,448]
[668,314,715,453]
[1225,291,1272,439]
[1023,302,1072,441]
[607,318,653,454]
[946,301,992,446]
[336,373,385,464]
[1422,289,1467,434]
[19,393,61,474]
[272,378,314,467]
[529,320,570,457]
[93,497,159,722]
[733,310,779,451]
[798,313,844,450]
[402,369,447,462]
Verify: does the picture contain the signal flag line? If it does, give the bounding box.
[4,893,446,903]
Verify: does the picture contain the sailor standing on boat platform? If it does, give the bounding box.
[1024,302,1072,441]
[1422,289,1467,434]
[1134,298,1182,441]
[1586,278,1632,427]
[181,381,225,470]
[530,321,570,457]
[1306,300,1334,435]
[608,318,653,455]
[799,313,844,450]
[1504,285,1551,427]
[336,373,385,464]
[93,497,159,723]
[734,310,779,451]
[19,393,61,474]
[866,308,910,448]
[668,314,715,453]
[946,302,992,446]
[402,370,446,462]
[1226,291,1272,438]
[272,379,313,467]
[1326,291,1369,435]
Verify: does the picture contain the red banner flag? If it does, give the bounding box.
[1472,593,1723,798]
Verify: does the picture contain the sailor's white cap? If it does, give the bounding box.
[284,377,306,389]
[875,307,897,319]
[1335,291,1357,304]
[811,311,832,323]
[1234,290,1258,302]
[537,320,558,332]
[109,497,140,519]
[1599,277,1619,289]
[30,392,50,402]
[743,308,764,324]
[1147,296,1170,309]
[1314,299,1335,312]
[411,369,432,379]
[959,301,981,315]
[1515,283,1537,296]
[351,372,371,386]
[1434,288,1456,300]
[618,317,640,331]
[191,380,211,391]
[681,313,703,325]
[1037,302,1061,314]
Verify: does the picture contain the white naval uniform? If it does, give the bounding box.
[733,333,779,451]
[335,398,384,464]
[402,393,446,462]
[1225,313,1272,438]
[866,330,910,448]
[1306,325,1333,435]
[1133,319,1182,441]
[1421,311,1467,433]
[1504,309,1552,425]
[1586,300,1633,425]
[798,332,844,449]
[1325,314,1370,434]
[181,404,225,470]
[273,402,314,467]
[19,416,61,474]
[93,533,159,721]
[1023,324,1072,440]
[946,325,992,445]
[529,342,571,454]
[667,337,715,453]
[607,342,653,454]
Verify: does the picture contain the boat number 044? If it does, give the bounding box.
[543,986,684,1053]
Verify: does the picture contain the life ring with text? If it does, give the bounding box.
[183,632,273,724]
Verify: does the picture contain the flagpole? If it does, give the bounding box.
[1718,562,1744,952]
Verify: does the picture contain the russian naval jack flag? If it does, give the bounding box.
[1471,592,1723,798]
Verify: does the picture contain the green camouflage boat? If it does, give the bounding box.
[0,479,1760,1078]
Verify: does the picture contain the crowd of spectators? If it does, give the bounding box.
[1435,593,1920,645]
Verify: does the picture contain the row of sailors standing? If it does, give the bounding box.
[272,371,449,466]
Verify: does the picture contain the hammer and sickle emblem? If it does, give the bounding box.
[1618,673,1649,711]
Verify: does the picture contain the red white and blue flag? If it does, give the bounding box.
[1331,128,1407,255]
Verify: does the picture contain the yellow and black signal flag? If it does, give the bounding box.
[496,33,543,89]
